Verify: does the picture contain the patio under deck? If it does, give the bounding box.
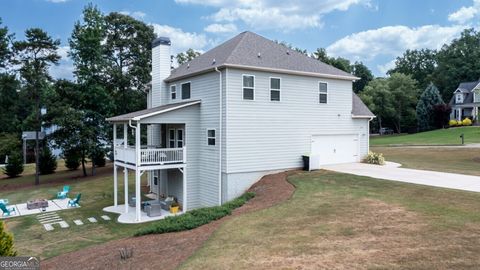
[103,204,183,224]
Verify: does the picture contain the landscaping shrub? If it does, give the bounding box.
[0,221,17,256]
[462,118,472,126]
[3,152,24,178]
[363,151,385,165]
[39,147,57,175]
[0,133,20,164]
[449,119,458,127]
[63,148,80,170]
[134,192,255,236]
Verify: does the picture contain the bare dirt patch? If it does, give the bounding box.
[42,171,295,270]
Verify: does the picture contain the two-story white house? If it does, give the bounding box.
[105,31,374,223]
[449,79,480,121]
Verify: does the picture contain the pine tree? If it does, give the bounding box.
[39,146,57,175]
[0,221,17,256]
[3,152,24,178]
[416,83,444,131]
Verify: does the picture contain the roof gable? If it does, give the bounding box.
[166,31,357,82]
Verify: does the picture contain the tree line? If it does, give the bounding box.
[362,29,480,133]
[0,4,155,181]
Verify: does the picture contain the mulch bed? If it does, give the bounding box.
[42,171,295,270]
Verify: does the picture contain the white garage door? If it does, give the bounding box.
[310,134,359,169]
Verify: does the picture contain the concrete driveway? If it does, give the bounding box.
[322,162,480,193]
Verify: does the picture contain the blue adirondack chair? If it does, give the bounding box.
[0,199,9,205]
[57,185,70,199]
[68,193,81,207]
[0,202,16,217]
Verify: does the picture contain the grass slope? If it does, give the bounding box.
[371,126,480,146]
[373,147,480,176]
[180,171,480,269]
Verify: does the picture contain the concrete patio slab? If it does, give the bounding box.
[0,198,79,220]
[103,204,183,224]
[73,220,84,225]
[323,162,480,193]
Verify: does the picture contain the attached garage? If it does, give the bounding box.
[309,134,360,170]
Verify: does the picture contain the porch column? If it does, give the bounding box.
[113,165,118,206]
[458,108,462,121]
[113,123,118,206]
[135,121,141,222]
[124,123,128,213]
[183,166,187,212]
[124,168,128,213]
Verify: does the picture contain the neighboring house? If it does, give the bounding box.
[449,79,480,121]
[105,31,374,223]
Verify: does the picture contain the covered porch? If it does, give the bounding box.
[105,100,200,223]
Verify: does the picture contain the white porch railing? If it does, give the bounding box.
[114,146,185,166]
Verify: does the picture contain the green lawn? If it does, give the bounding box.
[1,169,151,259]
[180,171,480,269]
[373,146,480,176]
[371,126,480,146]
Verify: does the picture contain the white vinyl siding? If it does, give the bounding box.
[166,72,221,207]
[242,75,254,100]
[270,77,281,101]
[225,68,368,174]
[319,82,328,104]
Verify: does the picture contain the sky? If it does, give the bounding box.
[1,0,480,79]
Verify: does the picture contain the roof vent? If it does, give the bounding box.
[212,58,216,64]
[187,63,190,69]
[286,50,290,55]
[257,52,261,58]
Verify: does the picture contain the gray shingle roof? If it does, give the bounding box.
[166,31,357,82]
[352,92,374,118]
[106,100,201,122]
[449,79,480,106]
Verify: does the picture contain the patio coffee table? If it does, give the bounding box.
[27,199,49,210]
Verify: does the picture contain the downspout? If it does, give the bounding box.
[215,67,222,205]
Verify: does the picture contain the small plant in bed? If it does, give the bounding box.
[364,151,385,165]
[134,192,255,236]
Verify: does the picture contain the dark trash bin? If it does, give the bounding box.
[302,155,309,171]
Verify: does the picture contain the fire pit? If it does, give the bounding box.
[27,199,49,210]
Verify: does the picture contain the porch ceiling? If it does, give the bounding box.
[106,100,201,122]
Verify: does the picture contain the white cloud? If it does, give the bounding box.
[151,24,210,53]
[448,0,480,24]
[204,23,238,33]
[50,46,74,80]
[377,59,396,75]
[326,25,464,61]
[119,11,147,19]
[175,0,371,31]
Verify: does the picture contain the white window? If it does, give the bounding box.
[456,93,463,103]
[270,77,281,101]
[182,82,191,100]
[168,129,175,148]
[207,129,216,146]
[242,75,254,100]
[170,85,177,100]
[176,129,184,148]
[319,82,328,104]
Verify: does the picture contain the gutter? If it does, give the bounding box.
[215,67,223,205]
[165,64,359,83]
